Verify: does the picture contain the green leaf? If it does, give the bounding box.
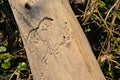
[116,10,120,19]
[91,15,98,20]
[17,62,27,70]
[1,62,11,69]
[117,38,120,42]
[99,1,106,8]
[0,53,12,62]
[84,26,91,33]
[2,41,8,47]
[0,46,7,52]
[111,10,120,19]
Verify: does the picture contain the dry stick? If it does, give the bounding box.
[98,11,119,47]
[83,0,98,23]
[106,36,111,54]
[107,22,119,27]
[82,14,101,26]
[112,30,120,37]
[97,10,119,60]
[77,8,85,14]
[97,34,108,60]
[111,1,120,27]
[109,59,120,67]
[110,3,120,37]
[82,21,100,27]
[28,74,33,80]
[104,0,119,22]
[9,69,17,80]
[111,1,120,25]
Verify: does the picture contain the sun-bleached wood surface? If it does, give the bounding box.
[8,0,106,80]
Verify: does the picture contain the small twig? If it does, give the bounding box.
[106,36,111,54]
[98,11,119,47]
[109,59,120,67]
[28,74,33,80]
[97,34,108,59]
[106,22,119,27]
[83,0,98,23]
[105,0,119,22]
[82,20,101,27]
[9,69,17,80]
[13,48,25,55]
[112,30,120,37]
[77,8,85,14]
[82,14,101,26]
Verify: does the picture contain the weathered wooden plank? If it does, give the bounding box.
[8,0,106,80]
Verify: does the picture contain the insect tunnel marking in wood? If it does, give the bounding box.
[27,16,54,39]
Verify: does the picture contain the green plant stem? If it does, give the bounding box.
[98,34,108,60]
[97,11,119,48]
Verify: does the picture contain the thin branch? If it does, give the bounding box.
[105,0,119,22]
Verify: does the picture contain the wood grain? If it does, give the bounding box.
[8,0,106,80]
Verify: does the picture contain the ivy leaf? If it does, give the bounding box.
[17,62,27,71]
[2,41,8,47]
[117,38,120,42]
[99,1,106,8]
[1,62,11,69]
[0,53,12,62]
[0,46,7,52]
[84,26,91,33]
[115,10,120,19]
